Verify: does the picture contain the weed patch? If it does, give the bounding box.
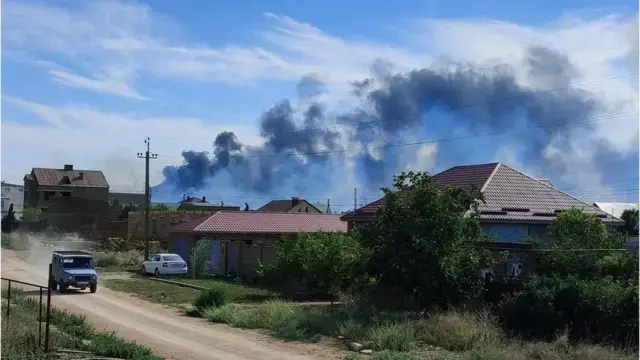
[2,287,161,359]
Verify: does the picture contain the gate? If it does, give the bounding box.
[1,277,52,352]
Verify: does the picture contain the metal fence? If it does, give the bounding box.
[1,277,52,352]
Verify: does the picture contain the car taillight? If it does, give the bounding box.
[162,263,168,267]
[183,262,187,268]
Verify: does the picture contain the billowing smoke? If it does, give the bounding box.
[161,100,341,193]
[157,45,637,201]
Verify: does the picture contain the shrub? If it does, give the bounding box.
[190,239,211,279]
[194,283,230,310]
[260,232,361,296]
[420,310,504,351]
[92,250,144,269]
[498,276,639,347]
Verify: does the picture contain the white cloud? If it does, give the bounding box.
[1,97,263,192]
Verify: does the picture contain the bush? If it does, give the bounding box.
[92,250,144,269]
[259,232,361,296]
[190,239,211,279]
[498,277,639,347]
[194,284,230,310]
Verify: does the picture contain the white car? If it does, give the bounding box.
[141,253,188,276]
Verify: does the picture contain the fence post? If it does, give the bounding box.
[38,288,43,348]
[44,267,52,353]
[6,280,11,319]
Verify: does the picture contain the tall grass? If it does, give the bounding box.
[2,288,161,359]
[202,299,637,359]
[92,250,144,269]
[190,239,211,279]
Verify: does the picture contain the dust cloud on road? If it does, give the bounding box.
[1,247,339,360]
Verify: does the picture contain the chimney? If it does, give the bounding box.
[221,201,224,207]
[64,164,73,171]
[244,202,249,211]
[292,197,299,206]
[202,196,206,202]
[78,172,84,180]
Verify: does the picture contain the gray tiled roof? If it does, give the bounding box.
[341,162,623,224]
[478,164,621,223]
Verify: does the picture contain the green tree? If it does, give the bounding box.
[531,207,625,279]
[261,232,361,295]
[21,206,41,221]
[620,209,639,235]
[353,171,491,310]
[151,203,171,211]
[1,203,17,233]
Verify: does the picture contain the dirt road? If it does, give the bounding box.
[1,250,342,360]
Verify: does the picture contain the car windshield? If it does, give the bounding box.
[163,255,181,261]
[62,257,94,269]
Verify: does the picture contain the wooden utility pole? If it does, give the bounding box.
[137,138,157,260]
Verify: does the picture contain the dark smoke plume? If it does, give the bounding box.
[158,45,628,198]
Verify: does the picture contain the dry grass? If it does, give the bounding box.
[92,250,144,270]
[203,300,636,360]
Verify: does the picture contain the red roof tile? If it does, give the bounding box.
[169,211,348,234]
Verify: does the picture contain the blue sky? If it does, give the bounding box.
[1,0,638,211]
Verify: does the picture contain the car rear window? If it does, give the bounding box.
[163,255,181,261]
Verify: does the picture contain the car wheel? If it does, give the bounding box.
[141,265,147,275]
[154,268,160,277]
[90,284,97,293]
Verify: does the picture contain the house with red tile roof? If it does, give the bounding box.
[340,162,623,277]
[168,211,347,277]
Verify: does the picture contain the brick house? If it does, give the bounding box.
[341,162,623,276]
[23,165,110,228]
[168,211,347,277]
[258,197,324,213]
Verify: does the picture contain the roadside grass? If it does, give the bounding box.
[202,300,636,360]
[104,278,200,305]
[1,287,161,360]
[92,250,144,273]
[104,277,281,306]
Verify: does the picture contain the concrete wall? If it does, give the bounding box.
[129,210,217,247]
[168,232,281,279]
[45,196,114,232]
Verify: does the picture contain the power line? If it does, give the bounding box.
[156,111,637,160]
[156,72,639,140]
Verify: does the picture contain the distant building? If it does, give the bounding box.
[258,197,324,214]
[1,181,24,219]
[176,195,240,211]
[23,164,110,228]
[593,202,639,219]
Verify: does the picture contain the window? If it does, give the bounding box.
[305,207,309,212]
[61,192,71,197]
[162,255,181,261]
[4,188,10,192]
[18,188,23,192]
[44,191,55,201]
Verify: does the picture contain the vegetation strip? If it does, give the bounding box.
[2,287,162,360]
[148,277,206,290]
